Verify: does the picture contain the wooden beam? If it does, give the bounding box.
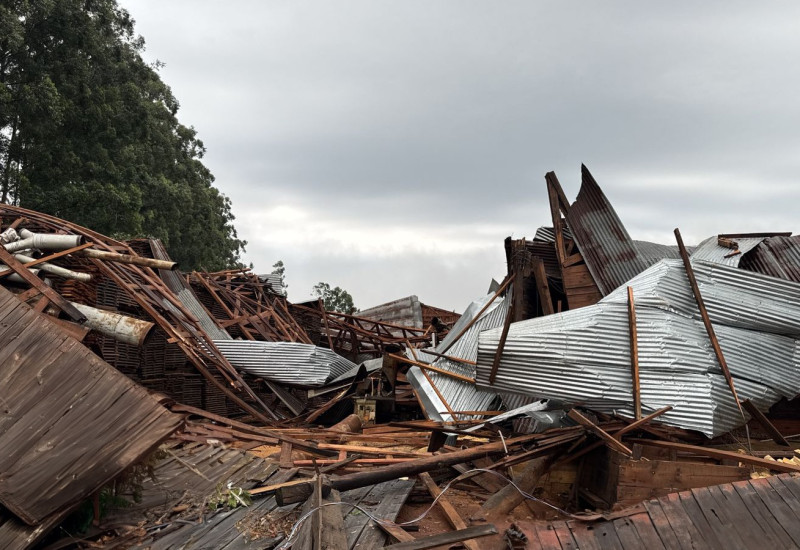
[558,406,673,466]
[674,228,743,413]
[627,286,641,420]
[488,298,513,385]
[384,524,498,550]
[420,368,458,420]
[387,353,475,384]
[532,257,554,316]
[742,399,790,446]
[628,439,800,473]
[567,409,632,456]
[418,472,481,550]
[0,246,86,323]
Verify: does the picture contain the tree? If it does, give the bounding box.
[271,260,287,297]
[313,282,358,315]
[0,0,245,271]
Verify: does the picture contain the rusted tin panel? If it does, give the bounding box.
[741,235,800,283]
[564,165,650,296]
[0,286,182,527]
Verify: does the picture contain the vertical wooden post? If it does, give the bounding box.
[532,257,554,316]
[674,228,743,414]
[627,286,641,421]
[488,299,514,385]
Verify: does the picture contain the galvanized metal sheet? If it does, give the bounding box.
[690,235,766,267]
[407,291,509,421]
[740,236,800,283]
[476,259,800,437]
[213,340,358,387]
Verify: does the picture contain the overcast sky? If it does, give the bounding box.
[124,1,800,311]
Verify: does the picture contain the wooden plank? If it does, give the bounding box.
[730,479,793,548]
[418,472,480,550]
[748,477,800,546]
[612,516,644,549]
[488,297,513,384]
[352,479,415,549]
[551,520,578,550]
[628,439,800,473]
[588,521,624,550]
[654,492,713,550]
[674,228,742,413]
[705,484,766,548]
[568,409,632,456]
[742,399,790,446]
[626,287,641,420]
[671,490,723,550]
[626,512,667,550]
[642,499,683,550]
[566,520,602,550]
[687,487,742,548]
[383,524,498,550]
[532,521,563,550]
[533,257,554,316]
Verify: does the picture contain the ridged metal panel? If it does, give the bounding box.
[149,239,231,341]
[359,295,423,328]
[565,165,650,295]
[690,235,766,267]
[408,292,509,420]
[212,340,357,387]
[476,259,800,437]
[740,236,800,283]
[633,240,683,266]
[534,226,574,243]
[526,240,561,278]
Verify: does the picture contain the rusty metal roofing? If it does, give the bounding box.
[741,235,800,283]
[513,474,800,549]
[564,165,650,295]
[0,286,182,530]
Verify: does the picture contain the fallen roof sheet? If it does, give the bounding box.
[476,259,800,437]
[513,473,800,549]
[0,286,182,529]
[409,291,507,421]
[690,235,768,267]
[564,165,650,296]
[741,235,800,283]
[213,340,359,387]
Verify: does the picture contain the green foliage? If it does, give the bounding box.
[209,483,252,510]
[313,282,358,314]
[0,0,245,270]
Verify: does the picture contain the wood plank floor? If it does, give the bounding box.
[516,474,800,549]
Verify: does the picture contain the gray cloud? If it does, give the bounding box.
[125,0,800,310]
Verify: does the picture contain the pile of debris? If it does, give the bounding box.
[2,164,800,550]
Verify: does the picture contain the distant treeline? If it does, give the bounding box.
[0,0,245,270]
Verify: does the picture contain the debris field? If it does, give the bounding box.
[3,165,800,549]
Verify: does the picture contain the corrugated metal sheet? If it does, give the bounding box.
[740,236,800,283]
[407,292,508,420]
[213,340,358,387]
[258,272,285,295]
[534,225,573,243]
[633,240,683,265]
[476,259,800,437]
[564,165,649,296]
[0,286,182,536]
[358,295,423,328]
[149,239,231,341]
[690,235,767,267]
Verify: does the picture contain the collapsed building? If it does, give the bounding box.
[2,165,800,549]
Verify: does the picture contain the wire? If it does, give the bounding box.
[275,467,586,549]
